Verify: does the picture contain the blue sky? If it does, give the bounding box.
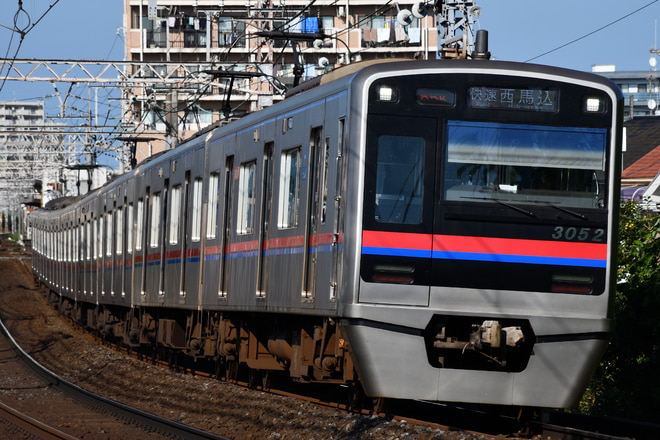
[480,0,660,72]
[1,0,659,105]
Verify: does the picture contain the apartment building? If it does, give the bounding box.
[123,0,440,161]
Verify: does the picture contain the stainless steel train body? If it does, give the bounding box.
[30,59,622,408]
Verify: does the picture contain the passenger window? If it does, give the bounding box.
[192,178,203,241]
[207,172,220,239]
[150,192,161,248]
[278,147,301,229]
[86,221,92,260]
[170,185,181,245]
[106,211,113,256]
[98,216,103,258]
[136,200,144,251]
[116,207,123,254]
[374,136,425,224]
[127,203,133,254]
[237,162,256,234]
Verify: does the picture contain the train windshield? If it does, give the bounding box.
[374,135,425,224]
[443,121,608,209]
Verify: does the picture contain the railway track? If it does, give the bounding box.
[0,400,78,440]
[0,301,229,440]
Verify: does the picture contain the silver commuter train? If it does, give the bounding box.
[30,59,623,408]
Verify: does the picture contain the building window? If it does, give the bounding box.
[218,19,246,48]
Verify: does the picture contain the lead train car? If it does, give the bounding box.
[31,59,622,408]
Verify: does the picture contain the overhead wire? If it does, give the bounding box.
[0,0,62,93]
[525,0,660,63]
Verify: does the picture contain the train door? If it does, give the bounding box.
[114,198,125,299]
[136,193,147,298]
[303,127,325,301]
[125,199,134,300]
[85,215,91,297]
[184,147,206,304]
[359,114,437,306]
[331,118,346,301]
[77,212,84,298]
[164,163,186,300]
[220,156,234,297]
[92,213,99,298]
[179,173,190,297]
[257,143,274,297]
[159,180,169,296]
[107,205,115,297]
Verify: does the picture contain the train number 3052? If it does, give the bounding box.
[552,226,605,242]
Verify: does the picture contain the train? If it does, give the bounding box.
[30,57,623,409]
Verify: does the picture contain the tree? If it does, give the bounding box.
[581,201,660,422]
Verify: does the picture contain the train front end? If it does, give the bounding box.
[340,60,622,407]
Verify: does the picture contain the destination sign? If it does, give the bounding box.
[468,86,558,112]
[416,88,455,106]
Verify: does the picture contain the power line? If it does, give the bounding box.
[525,0,660,63]
[0,0,62,92]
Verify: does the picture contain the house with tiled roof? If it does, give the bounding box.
[622,144,660,186]
[621,117,660,188]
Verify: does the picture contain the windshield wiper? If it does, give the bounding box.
[545,203,588,221]
[461,196,536,217]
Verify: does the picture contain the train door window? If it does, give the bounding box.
[207,172,220,239]
[321,137,330,225]
[192,177,203,241]
[106,211,113,257]
[66,228,70,262]
[93,219,97,260]
[278,147,301,229]
[136,199,144,251]
[127,203,134,254]
[86,221,92,260]
[374,136,425,224]
[150,192,161,248]
[237,161,256,234]
[116,207,123,255]
[170,185,181,245]
[76,225,80,262]
[98,216,103,258]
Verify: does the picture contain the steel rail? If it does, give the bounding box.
[0,313,230,440]
[0,401,79,440]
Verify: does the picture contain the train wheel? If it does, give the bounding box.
[371,397,388,414]
[225,360,239,382]
[261,370,272,390]
[248,368,258,389]
[347,383,366,412]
